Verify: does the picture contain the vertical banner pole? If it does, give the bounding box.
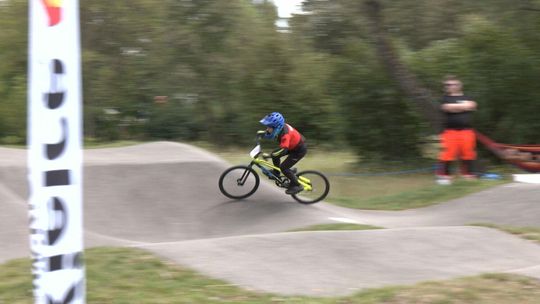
[28,0,85,303]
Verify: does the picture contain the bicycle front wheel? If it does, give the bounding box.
[292,170,330,204]
[218,165,260,199]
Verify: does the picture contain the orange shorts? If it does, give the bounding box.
[439,129,476,161]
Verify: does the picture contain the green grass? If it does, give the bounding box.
[1,248,539,304]
[329,178,508,210]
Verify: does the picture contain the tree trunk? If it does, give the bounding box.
[364,0,442,133]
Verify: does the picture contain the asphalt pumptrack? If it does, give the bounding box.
[1,142,539,297]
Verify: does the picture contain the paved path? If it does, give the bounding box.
[142,226,540,296]
[315,182,540,228]
[1,143,539,297]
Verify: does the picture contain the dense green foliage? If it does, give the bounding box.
[1,0,539,158]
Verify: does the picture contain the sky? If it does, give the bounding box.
[272,0,305,18]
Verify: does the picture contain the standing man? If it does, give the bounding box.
[437,75,478,183]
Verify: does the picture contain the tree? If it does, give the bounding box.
[363,0,442,133]
[330,40,423,159]
[0,0,27,143]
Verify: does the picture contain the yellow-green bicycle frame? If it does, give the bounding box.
[218,142,330,204]
[250,148,312,191]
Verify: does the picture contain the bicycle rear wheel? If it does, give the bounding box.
[218,165,260,199]
[292,170,330,204]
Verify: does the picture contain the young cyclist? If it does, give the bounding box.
[258,112,307,195]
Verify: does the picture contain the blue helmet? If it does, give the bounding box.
[260,112,285,139]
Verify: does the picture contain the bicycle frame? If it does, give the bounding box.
[248,144,312,191]
[219,141,329,204]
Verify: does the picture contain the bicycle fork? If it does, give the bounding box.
[237,165,255,186]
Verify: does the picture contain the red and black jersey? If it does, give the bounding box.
[279,124,304,150]
[271,124,305,158]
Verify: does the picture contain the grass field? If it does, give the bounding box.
[1,247,539,304]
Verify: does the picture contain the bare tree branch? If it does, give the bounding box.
[363,0,442,133]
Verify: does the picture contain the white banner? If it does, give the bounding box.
[28,0,85,303]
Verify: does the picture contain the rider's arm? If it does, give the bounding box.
[271,147,288,158]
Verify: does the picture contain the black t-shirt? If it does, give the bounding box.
[441,95,474,129]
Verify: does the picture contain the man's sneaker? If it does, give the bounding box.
[285,184,304,195]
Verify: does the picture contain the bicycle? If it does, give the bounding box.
[218,140,330,204]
